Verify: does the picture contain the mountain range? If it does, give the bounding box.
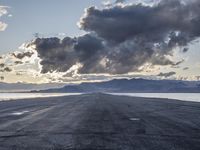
[0,82,65,92]
[36,78,200,93]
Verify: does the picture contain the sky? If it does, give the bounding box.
[0,0,200,84]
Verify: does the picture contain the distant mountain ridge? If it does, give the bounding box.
[0,82,65,92]
[37,78,200,93]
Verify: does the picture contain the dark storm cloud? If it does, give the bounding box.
[79,0,200,72]
[74,34,103,61]
[158,71,176,78]
[80,0,200,44]
[12,51,34,59]
[27,0,200,74]
[29,34,105,73]
[31,37,76,73]
[74,34,106,74]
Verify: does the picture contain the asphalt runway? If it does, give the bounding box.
[0,93,200,150]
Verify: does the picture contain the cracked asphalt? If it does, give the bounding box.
[0,93,200,150]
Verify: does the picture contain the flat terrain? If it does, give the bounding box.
[0,93,200,150]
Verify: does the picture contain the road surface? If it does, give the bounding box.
[0,93,200,149]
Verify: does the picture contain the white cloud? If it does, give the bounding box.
[0,6,9,31]
[0,21,7,31]
[8,14,13,17]
[0,6,8,17]
[58,33,66,36]
[102,1,112,6]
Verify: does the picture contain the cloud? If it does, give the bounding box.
[12,51,34,59]
[183,67,189,70]
[0,21,7,31]
[80,0,200,43]
[4,67,12,72]
[14,61,23,65]
[0,76,4,80]
[0,48,44,83]
[0,6,8,17]
[0,6,9,31]
[115,0,126,3]
[26,0,200,75]
[0,67,12,72]
[27,34,105,74]
[0,62,12,73]
[0,63,5,68]
[195,76,200,80]
[157,71,176,78]
[33,36,77,73]
[173,59,184,66]
[182,47,189,53]
[102,1,112,7]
